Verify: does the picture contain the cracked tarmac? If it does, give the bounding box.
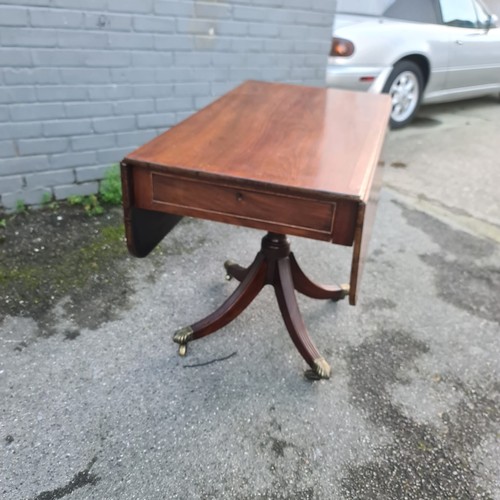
[1,96,499,499]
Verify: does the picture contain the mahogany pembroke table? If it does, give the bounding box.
[120,80,391,380]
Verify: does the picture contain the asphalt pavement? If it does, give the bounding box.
[1,96,499,499]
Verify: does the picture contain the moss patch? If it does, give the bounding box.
[0,204,131,335]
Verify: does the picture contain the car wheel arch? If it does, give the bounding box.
[391,54,431,89]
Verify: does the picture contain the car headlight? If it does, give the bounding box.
[330,37,355,57]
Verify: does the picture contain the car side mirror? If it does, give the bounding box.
[486,13,498,30]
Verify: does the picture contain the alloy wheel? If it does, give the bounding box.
[389,70,420,123]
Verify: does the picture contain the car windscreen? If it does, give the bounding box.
[336,0,395,16]
[337,0,439,24]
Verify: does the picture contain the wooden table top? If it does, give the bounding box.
[125,80,391,202]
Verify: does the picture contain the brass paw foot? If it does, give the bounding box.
[340,283,350,299]
[304,357,331,380]
[173,326,194,356]
[224,260,235,280]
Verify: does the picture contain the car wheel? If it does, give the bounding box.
[383,61,423,129]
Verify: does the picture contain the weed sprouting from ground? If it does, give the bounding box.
[99,164,122,206]
[66,165,122,217]
[15,200,27,214]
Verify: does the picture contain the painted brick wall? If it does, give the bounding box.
[0,0,336,210]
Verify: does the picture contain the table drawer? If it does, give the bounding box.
[148,173,335,237]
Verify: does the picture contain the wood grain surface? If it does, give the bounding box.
[124,80,391,200]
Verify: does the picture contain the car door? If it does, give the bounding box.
[440,0,500,91]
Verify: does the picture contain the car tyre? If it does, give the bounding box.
[383,60,424,129]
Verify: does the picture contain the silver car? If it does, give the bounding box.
[327,0,500,128]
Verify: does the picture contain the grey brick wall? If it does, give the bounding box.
[0,0,336,210]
